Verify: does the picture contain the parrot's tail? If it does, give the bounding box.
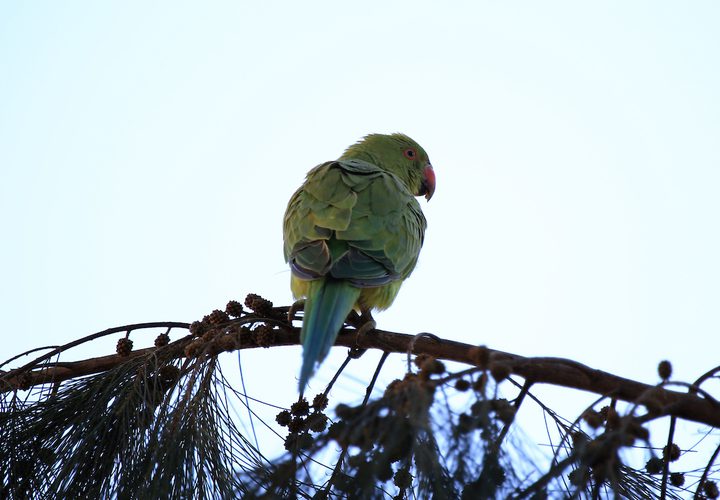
[299,278,361,394]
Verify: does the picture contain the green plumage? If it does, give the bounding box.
[283,133,435,392]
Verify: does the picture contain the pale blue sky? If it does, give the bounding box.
[1,2,719,421]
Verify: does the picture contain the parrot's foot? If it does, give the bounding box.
[356,319,377,337]
[345,309,362,325]
[287,299,305,324]
[349,315,375,359]
[355,310,376,340]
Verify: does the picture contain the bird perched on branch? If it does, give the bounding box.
[283,133,435,393]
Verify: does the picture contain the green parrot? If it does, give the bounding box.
[283,133,436,393]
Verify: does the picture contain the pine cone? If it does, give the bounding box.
[226,300,244,318]
[154,333,170,347]
[244,293,273,316]
[208,309,229,325]
[116,338,133,357]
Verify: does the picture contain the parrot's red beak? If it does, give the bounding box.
[421,164,435,201]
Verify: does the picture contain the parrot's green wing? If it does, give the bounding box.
[283,159,426,289]
[284,159,427,392]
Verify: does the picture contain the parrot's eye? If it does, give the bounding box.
[403,148,417,160]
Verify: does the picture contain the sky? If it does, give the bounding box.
[1,1,719,459]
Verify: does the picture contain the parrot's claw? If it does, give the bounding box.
[349,317,376,359]
[287,299,305,324]
[355,310,376,342]
[356,319,377,337]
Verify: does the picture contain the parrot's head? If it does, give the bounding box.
[340,133,436,201]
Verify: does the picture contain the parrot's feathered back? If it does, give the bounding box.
[283,133,436,393]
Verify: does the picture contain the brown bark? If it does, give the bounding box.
[2,322,718,429]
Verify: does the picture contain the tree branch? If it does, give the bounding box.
[2,316,718,429]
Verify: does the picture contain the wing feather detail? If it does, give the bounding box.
[283,160,426,289]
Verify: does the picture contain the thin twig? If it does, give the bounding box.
[0,345,61,370]
[694,442,720,500]
[4,321,189,377]
[492,378,531,452]
[511,454,578,499]
[236,351,261,461]
[660,416,677,499]
[324,351,390,495]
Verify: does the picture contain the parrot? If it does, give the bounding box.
[283,133,436,393]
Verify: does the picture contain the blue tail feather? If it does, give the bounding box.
[299,279,360,393]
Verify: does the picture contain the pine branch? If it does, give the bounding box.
[2,308,718,430]
[1,296,716,499]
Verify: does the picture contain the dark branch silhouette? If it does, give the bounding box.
[2,308,718,429]
[1,296,717,499]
